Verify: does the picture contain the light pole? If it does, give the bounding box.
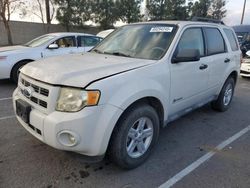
[241,0,247,24]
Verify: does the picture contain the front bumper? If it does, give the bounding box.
[13,88,123,156]
[0,60,11,79]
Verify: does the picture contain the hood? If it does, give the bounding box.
[0,45,29,53]
[21,52,156,88]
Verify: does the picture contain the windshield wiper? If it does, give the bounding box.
[92,49,103,54]
[92,49,131,57]
[103,51,131,57]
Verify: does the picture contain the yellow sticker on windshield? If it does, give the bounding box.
[150,27,173,33]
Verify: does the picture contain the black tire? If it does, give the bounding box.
[108,104,160,169]
[211,77,235,112]
[11,60,31,83]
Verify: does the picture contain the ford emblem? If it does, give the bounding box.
[23,86,34,98]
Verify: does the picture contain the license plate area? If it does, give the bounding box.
[16,99,31,124]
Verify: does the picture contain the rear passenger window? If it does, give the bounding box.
[204,28,226,55]
[223,29,239,51]
[78,36,101,47]
[177,28,205,56]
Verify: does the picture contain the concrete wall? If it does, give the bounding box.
[0,20,100,46]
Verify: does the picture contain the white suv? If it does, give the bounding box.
[13,21,241,169]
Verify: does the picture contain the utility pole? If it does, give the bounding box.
[241,0,246,24]
[45,0,51,24]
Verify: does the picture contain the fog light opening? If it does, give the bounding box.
[58,131,79,147]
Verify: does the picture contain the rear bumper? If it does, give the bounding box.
[13,88,123,156]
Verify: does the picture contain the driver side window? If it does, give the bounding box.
[53,36,76,48]
[177,28,205,57]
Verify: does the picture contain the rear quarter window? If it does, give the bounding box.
[223,29,239,51]
[204,28,226,55]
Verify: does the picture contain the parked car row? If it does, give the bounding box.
[233,25,250,77]
[0,30,114,83]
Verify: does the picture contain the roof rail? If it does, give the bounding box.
[191,17,225,25]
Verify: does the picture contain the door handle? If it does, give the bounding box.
[199,64,208,70]
[224,58,231,63]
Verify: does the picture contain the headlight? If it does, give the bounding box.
[56,87,100,112]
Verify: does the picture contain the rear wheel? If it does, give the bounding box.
[211,77,235,112]
[109,104,160,169]
[11,60,32,83]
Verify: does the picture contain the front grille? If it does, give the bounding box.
[20,77,50,109]
[21,79,49,97]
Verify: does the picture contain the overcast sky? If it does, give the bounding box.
[11,0,250,26]
[223,0,250,25]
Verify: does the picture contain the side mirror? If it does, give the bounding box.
[172,49,200,63]
[246,51,250,57]
[48,43,59,49]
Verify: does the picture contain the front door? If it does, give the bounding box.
[42,36,78,58]
[169,27,209,115]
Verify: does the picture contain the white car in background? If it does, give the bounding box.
[96,29,114,38]
[0,32,102,83]
[240,50,250,77]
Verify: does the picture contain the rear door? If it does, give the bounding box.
[169,27,209,114]
[223,28,241,75]
[202,27,230,89]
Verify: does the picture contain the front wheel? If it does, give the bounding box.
[11,60,31,84]
[211,77,235,112]
[109,104,160,169]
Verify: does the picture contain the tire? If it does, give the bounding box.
[11,60,31,84]
[211,77,235,112]
[108,104,160,169]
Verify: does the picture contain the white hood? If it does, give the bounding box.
[0,45,29,53]
[21,52,156,88]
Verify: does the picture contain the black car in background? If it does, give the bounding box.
[233,25,250,57]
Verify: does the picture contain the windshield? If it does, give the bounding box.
[92,24,177,60]
[25,35,56,47]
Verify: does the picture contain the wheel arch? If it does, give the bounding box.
[108,96,165,147]
[228,70,238,84]
[10,59,35,78]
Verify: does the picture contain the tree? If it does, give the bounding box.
[146,0,166,20]
[117,0,142,23]
[22,0,55,32]
[0,0,24,44]
[55,0,92,31]
[32,0,55,24]
[191,0,212,18]
[165,0,188,20]
[210,0,226,20]
[92,0,118,29]
[146,0,188,20]
[186,1,194,18]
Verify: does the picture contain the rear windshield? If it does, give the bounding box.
[92,24,178,60]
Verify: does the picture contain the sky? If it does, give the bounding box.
[10,0,250,26]
[223,0,250,25]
